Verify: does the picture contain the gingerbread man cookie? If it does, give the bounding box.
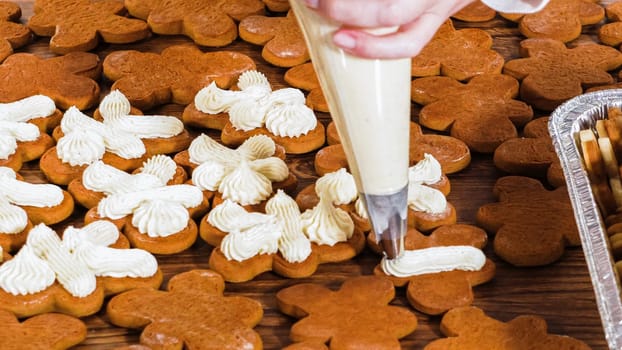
[0,1,31,62]
[124,0,264,47]
[411,20,504,81]
[503,38,622,111]
[0,309,87,349]
[0,222,162,318]
[204,188,366,282]
[276,275,418,349]
[411,74,533,153]
[493,116,566,187]
[476,176,580,266]
[82,156,206,255]
[371,225,495,315]
[188,70,325,154]
[500,0,604,43]
[0,52,101,110]
[424,306,591,350]
[239,10,308,67]
[107,269,264,349]
[27,0,149,54]
[103,45,256,110]
[40,90,190,185]
[0,95,60,171]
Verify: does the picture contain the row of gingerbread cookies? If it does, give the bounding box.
[2,64,580,269]
[0,0,617,62]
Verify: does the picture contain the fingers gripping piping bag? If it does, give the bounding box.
[289,1,410,259]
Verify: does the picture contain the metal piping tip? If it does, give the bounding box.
[361,186,408,260]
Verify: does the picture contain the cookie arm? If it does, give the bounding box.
[480,0,549,13]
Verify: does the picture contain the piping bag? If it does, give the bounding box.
[289,1,410,259]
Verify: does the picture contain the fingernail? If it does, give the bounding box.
[333,32,357,49]
[304,0,318,8]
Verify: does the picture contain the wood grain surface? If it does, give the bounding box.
[10,1,614,349]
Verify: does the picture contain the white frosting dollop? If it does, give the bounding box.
[266,190,312,263]
[207,199,268,232]
[193,69,317,137]
[381,245,486,277]
[354,197,369,219]
[407,183,447,214]
[315,168,358,205]
[409,153,442,185]
[301,195,354,246]
[0,244,56,295]
[0,197,28,234]
[26,224,96,298]
[0,121,39,159]
[189,134,289,205]
[131,200,190,237]
[82,160,164,195]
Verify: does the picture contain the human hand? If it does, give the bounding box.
[304,0,476,59]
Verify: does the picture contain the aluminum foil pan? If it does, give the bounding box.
[549,89,622,350]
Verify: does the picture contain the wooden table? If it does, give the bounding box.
[11,1,611,349]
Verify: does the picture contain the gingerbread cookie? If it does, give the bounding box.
[103,45,256,110]
[184,133,296,210]
[263,0,289,12]
[503,38,622,111]
[371,225,495,315]
[276,275,418,349]
[124,0,264,47]
[452,1,496,22]
[500,0,604,43]
[40,91,190,185]
[107,269,264,349]
[0,1,31,62]
[493,116,565,187]
[27,0,149,54]
[82,156,206,255]
[0,222,162,318]
[0,52,101,110]
[69,154,188,209]
[0,309,87,349]
[188,70,325,154]
[239,10,308,67]
[412,74,533,153]
[204,189,366,282]
[424,306,591,350]
[284,62,328,112]
[411,20,504,81]
[476,176,580,266]
[0,95,60,171]
[0,167,74,253]
[600,2,622,47]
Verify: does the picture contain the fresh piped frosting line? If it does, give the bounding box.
[0,95,56,122]
[0,222,158,297]
[189,134,289,205]
[381,245,486,277]
[0,167,64,208]
[194,70,317,137]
